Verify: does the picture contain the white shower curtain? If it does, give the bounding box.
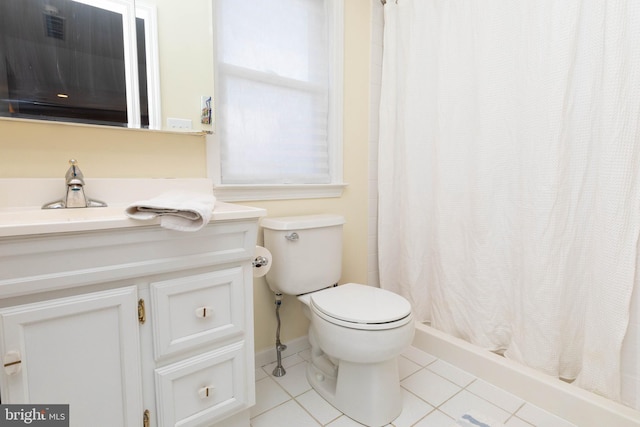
[378,0,640,401]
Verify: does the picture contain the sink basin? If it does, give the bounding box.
[0,206,136,237]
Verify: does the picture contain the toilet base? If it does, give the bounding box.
[306,357,403,427]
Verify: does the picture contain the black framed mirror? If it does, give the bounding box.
[0,0,155,128]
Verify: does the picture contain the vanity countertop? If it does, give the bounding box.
[0,201,266,238]
[0,178,265,238]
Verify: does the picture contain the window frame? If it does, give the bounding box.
[207,0,345,202]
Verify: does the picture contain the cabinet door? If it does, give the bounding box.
[0,287,143,427]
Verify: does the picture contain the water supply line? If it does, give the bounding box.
[272,293,287,377]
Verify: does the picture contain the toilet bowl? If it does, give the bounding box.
[261,215,415,426]
[299,283,414,426]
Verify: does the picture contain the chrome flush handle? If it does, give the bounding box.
[285,232,299,241]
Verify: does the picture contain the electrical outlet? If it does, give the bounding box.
[167,118,192,130]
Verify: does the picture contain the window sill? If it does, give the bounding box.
[212,183,348,202]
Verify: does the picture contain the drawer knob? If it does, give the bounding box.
[198,386,215,399]
[4,351,22,376]
[195,307,212,318]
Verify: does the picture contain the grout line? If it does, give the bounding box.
[513,401,527,414]
[506,413,536,426]
[291,397,325,427]
[462,377,525,418]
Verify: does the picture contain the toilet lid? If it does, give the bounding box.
[310,283,412,326]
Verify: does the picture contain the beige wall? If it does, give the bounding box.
[0,118,207,178]
[154,0,215,132]
[0,0,371,355]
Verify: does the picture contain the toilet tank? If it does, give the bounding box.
[261,214,346,295]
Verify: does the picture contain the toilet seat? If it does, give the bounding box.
[309,283,412,331]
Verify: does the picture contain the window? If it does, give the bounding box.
[210,0,344,201]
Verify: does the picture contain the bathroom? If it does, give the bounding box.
[1,0,640,426]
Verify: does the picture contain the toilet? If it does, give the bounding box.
[261,214,415,427]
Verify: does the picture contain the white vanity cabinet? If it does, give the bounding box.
[0,286,143,425]
[0,205,263,427]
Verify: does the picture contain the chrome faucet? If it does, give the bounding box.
[42,159,108,209]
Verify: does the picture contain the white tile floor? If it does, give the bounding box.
[251,345,577,427]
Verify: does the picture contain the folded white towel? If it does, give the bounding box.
[125,191,216,232]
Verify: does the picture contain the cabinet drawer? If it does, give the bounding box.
[154,342,248,427]
[0,220,258,299]
[151,267,246,359]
